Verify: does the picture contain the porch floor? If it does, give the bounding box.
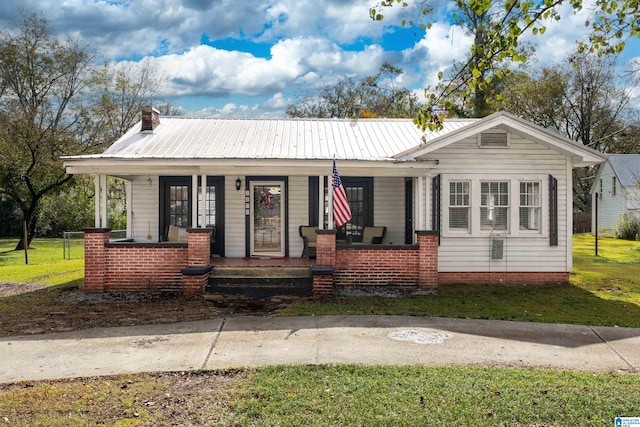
[210,257,315,267]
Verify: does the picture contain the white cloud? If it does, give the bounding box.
[1,0,636,118]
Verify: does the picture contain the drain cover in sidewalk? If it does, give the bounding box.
[389,330,452,344]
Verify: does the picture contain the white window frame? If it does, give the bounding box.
[480,181,510,232]
[612,177,617,196]
[442,175,548,238]
[448,180,471,233]
[519,181,542,233]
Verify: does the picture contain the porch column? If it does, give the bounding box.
[416,230,439,288]
[316,229,336,266]
[313,229,336,295]
[200,174,207,227]
[191,174,198,227]
[101,174,108,228]
[327,175,334,229]
[125,180,132,239]
[83,228,110,293]
[187,227,211,265]
[94,174,100,227]
[181,228,213,294]
[416,176,426,231]
[318,175,324,229]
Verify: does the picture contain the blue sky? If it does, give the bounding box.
[1,0,638,117]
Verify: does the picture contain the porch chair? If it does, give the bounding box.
[167,225,189,243]
[299,225,318,258]
[361,226,386,244]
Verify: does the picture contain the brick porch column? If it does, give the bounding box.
[313,229,337,295]
[182,228,213,294]
[416,230,439,289]
[83,228,111,293]
[316,229,336,266]
[187,228,211,266]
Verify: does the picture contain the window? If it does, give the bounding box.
[449,181,470,231]
[519,182,541,230]
[169,184,189,227]
[481,181,509,230]
[197,184,216,227]
[612,177,617,196]
[316,177,373,242]
[160,176,224,255]
[599,179,603,197]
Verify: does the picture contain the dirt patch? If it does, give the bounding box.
[0,370,245,426]
[0,282,305,337]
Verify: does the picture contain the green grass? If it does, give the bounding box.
[2,367,638,426]
[223,365,640,426]
[0,238,84,286]
[279,234,640,327]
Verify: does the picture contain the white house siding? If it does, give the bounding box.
[224,176,247,257]
[222,175,308,258]
[592,162,626,233]
[625,187,640,211]
[373,177,406,244]
[288,176,309,258]
[429,135,570,272]
[129,176,159,242]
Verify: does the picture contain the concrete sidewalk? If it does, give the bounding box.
[1,316,639,384]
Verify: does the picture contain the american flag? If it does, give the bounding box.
[332,160,352,227]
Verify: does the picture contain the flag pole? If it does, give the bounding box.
[328,160,334,229]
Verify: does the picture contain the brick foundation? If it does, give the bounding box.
[438,271,570,285]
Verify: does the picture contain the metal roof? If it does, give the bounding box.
[608,154,640,186]
[93,117,477,161]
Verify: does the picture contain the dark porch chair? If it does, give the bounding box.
[299,225,318,258]
[361,226,386,244]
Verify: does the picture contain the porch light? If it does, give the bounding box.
[235,178,242,191]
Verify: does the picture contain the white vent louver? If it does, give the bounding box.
[479,132,509,148]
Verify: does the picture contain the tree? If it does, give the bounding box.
[370,0,640,129]
[498,53,637,211]
[286,62,422,118]
[87,58,163,147]
[0,15,96,250]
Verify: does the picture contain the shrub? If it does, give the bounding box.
[613,212,640,240]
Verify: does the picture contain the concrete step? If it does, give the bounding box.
[207,266,312,297]
[210,266,311,279]
[205,278,312,297]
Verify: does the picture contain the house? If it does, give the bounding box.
[591,154,640,234]
[63,108,606,295]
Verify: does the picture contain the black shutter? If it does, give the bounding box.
[308,176,319,227]
[549,175,558,246]
[432,174,441,245]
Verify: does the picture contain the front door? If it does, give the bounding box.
[250,181,285,257]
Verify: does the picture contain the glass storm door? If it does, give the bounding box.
[250,181,285,257]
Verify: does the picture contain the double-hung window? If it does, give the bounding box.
[449,181,470,231]
[519,181,541,230]
[480,181,509,230]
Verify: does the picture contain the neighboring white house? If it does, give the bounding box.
[63,109,606,292]
[592,154,640,234]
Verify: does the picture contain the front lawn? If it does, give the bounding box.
[2,366,638,426]
[279,234,640,327]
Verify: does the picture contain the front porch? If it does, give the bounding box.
[83,227,440,296]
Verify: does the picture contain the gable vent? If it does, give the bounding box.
[479,132,509,148]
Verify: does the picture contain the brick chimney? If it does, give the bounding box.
[141,106,160,131]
